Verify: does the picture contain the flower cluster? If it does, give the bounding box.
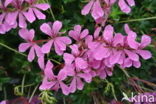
[17,21,151,95]
[0,0,50,34]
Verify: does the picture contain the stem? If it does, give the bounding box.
[120,68,130,78]
[21,74,26,95]
[50,58,61,65]
[0,42,60,66]
[3,87,7,100]
[118,16,156,23]
[29,84,39,103]
[63,97,66,104]
[0,42,27,57]
[45,0,56,21]
[105,79,117,101]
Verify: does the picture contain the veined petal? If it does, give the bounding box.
[69,78,76,93]
[136,50,152,60]
[34,44,43,57]
[39,77,56,90]
[94,46,110,60]
[19,13,27,28]
[33,8,46,19]
[58,69,67,81]
[19,43,31,52]
[77,78,84,90]
[94,27,101,39]
[28,47,35,62]
[41,40,53,53]
[63,53,75,64]
[38,55,45,70]
[78,73,92,83]
[54,41,64,55]
[70,44,80,56]
[23,8,36,23]
[40,23,52,36]
[75,57,88,69]
[126,0,135,6]
[52,21,62,35]
[81,0,94,15]
[91,0,104,20]
[113,33,124,46]
[140,35,151,48]
[60,82,69,95]
[6,11,18,25]
[58,36,72,44]
[118,0,131,13]
[124,50,139,61]
[133,61,141,68]
[80,29,89,39]
[45,60,54,78]
[34,4,50,11]
[103,25,114,43]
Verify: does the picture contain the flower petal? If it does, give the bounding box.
[80,29,89,39]
[58,69,67,81]
[28,47,35,62]
[45,60,54,78]
[81,0,94,15]
[124,50,139,61]
[33,8,46,19]
[6,11,18,25]
[19,13,27,28]
[69,78,76,93]
[91,0,104,20]
[34,4,50,11]
[75,57,88,69]
[136,50,152,60]
[126,0,135,6]
[40,23,52,36]
[63,53,75,64]
[52,21,62,35]
[118,0,131,13]
[23,8,36,23]
[94,27,101,39]
[60,82,69,95]
[140,35,151,48]
[41,40,53,53]
[77,78,84,90]
[103,25,114,43]
[19,43,31,52]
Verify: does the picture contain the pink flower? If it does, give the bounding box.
[24,0,50,23]
[1,0,50,29]
[39,61,69,95]
[81,0,104,22]
[63,44,88,70]
[18,29,43,62]
[81,0,116,23]
[40,21,71,55]
[63,64,92,93]
[118,0,135,13]
[0,0,17,34]
[69,25,89,41]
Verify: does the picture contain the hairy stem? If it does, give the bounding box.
[29,84,39,103]
[0,42,27,57]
